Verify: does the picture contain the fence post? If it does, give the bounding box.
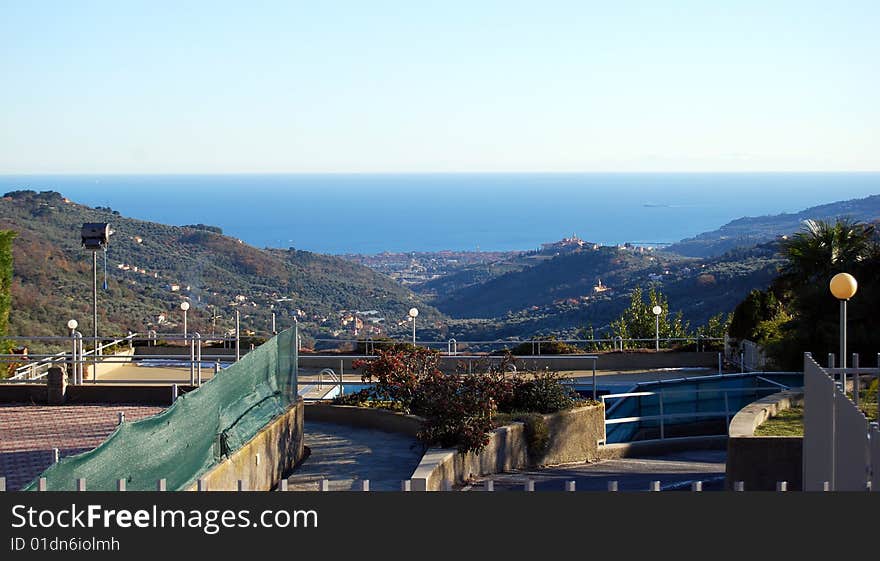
[117,479,126,491]
[76,478,86,491]
[607,481,619,492]
[53,448,60,463]
[0,477,5,492]
[71,330,78,385]
[658,391,665,440]
[189,334,195,385]
[724,392,731,431]
[171,384,178,403]
[38,478,47,491]
[401,480,411,492]
[524,479,535,492]
[566,481,576,492]
[279,480,288,491]
[198,479,208,491]
[360,480,370,492]
[852,353,860,406]
[320,479,330,492]
[734,481,745,492]
[117,411,125,425]
[235,311,241,362]
[649,481,661,492]
[157,479,167,491]
[237,480,246,491]
[691,481,702,492]
[822,481,831,492]
[776,481,788,492]
[195,333,202,385]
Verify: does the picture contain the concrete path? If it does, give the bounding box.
[286,421,425,491]
[464,450,727,492]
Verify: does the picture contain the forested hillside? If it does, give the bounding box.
[0,190,442,339]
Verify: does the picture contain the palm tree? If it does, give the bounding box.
[780,218,876,285]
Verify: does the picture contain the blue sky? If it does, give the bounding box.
[1,1,878,173]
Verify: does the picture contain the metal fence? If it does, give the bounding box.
[312,336,724,355]
[601,371,803,444]
[0,474,807,492]
[803,352,879,491]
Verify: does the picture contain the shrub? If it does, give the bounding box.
[509,337,582,355]
[504,370,577,414]
[348,347,588,454]
[414,373,499,453]
[353,347,442,413]
[518,413,550,459]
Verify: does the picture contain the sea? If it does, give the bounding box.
[1,173,878,254]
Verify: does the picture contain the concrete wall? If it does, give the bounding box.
[134,346,241,357]
[92,348,135,379]
[298,352,718,373]
[187,399,305,491]
[725,390,804,491]
[411,405,605,491]
[598,436,728,460]
[304,403,422,437]
[0,380,196,405]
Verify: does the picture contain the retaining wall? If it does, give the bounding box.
[186,399,305,491]
[304,403,422,437]
[0,381,196,405]
[410,405,605,491]
[725,390,804,491]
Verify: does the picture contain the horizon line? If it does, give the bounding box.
[2,169,880,177]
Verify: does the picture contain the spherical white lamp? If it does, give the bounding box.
[180,301,190,340]
[652,306,662,351]
[67,319,78,331]
[408,308,419,345]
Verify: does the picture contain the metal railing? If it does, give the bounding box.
[600,385,793,444]
[310,336,724,355]
[0,332,242,386]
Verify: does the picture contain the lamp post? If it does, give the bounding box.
[829,273,858,371]
[180,301,190,340]
[408,307,419,346]
[652,305,662,351]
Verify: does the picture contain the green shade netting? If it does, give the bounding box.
[23,327,298,491]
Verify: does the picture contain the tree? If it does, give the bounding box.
[729,218,880,370]
[780,218,876,285]
[609,287,690,348]
[0,230,14,338]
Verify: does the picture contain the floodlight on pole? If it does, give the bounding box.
[81,223,110,375]
[408,307,419,345]
[180,301,190,340]
[652,305,663,351]
[830,273,857,370]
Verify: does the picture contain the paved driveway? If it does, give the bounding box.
[464,450,727,492]
[286,421,425,491]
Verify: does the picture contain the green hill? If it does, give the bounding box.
[667,193,880,257]
[1,190,442,340]
[435,243,783,340]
